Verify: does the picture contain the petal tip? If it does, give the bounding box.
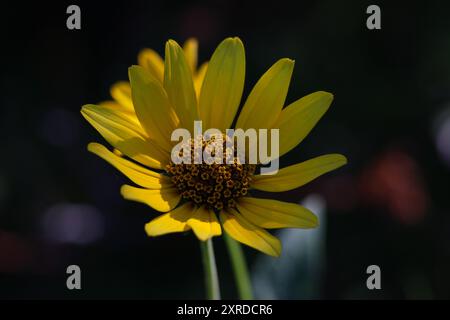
[221,36,244,48]
[86,142,101,153]
[184,37,198,44]
[271,241,282,257]
[144,221,162,237]
[336,154,348,166]
[128,65,140,73]
[166,39,181,49]
[144,222,154,237]
[80,104,95,118]
[192,230,210,242]
[80,104,92,113]
[311,214,320,228]
[280,57,295,65]
[232,36,243,45]
[318,91,334,101]
[119,184,129,198]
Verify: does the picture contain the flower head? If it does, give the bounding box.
[81,37,347,257]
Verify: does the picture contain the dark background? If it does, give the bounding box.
[1,0,450,299]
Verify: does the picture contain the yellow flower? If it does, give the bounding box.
[81,37,347,257]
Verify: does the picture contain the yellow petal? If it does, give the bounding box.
[236,58,294,130]
[194,62,208,99]
[220,210,281,257]
[252,154,347,192]
[82,103,145,136]
[81,104,168,169]
[164,40,199,131]
[138,48,164,83]
[98,100,140,126]
[237,197,318,229]
[183,38,198,72]
[199,37,245,130]
[272,91,333,157]
[145,203,195,237]
[110,82,134,112]
[120,185,181,212]
[87,142,172,189]
[187,206,221,241]
[129,65,179,152]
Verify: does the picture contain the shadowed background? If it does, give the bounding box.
[1,0,450,299]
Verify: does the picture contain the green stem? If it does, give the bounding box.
[200,238,221,300]
[223,232,253,299]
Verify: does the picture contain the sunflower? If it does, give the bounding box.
[81,37,346,257]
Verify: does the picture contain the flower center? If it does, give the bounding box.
[165,134,256,211]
